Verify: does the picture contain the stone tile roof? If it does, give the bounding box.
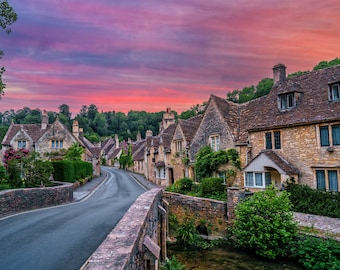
[178,114,203,144]
[159,123,176,152]
[241,65,340,132]
[209,94,242,142]
[263,150,299,175]
[2,123,48,145]
[133,140,146,161]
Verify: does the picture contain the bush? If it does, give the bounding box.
[160,256,187,270]
[200,177,225,198]
[285,181,340,218]
[292,235,340,270]
[176,217,199,246]
[233,186,297,259]
[166,178,193,194]
[51,160,92,182]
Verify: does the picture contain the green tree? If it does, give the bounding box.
[0,0,17,97]
[233,186,297,259]
[313,57,340,71]
[254,78,273,98]
[119,145,133,169]
[65,143,84,161]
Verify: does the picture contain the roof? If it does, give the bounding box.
[244,150,299,175]
[2,123,48,145]
[178,114,203,144]
[241,65,340,132]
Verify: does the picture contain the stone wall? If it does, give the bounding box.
[81,188,164,270]
[249,124,340,188]
[163,191,228,236]
[0,182,73,218]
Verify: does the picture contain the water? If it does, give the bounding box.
[167,244,305,270]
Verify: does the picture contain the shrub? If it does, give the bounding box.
[160,256,187,270]
[200,177,225,198]
[233,186,297,259]
[51,160,92,182]
[166,178,194,194]
[292,235,340,270]
[176,217,199,246]
[285,181,340,218]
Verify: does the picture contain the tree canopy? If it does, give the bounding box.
[0,0,17,97]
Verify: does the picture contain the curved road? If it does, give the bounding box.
[0,167,146,270]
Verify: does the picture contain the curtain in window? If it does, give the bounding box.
[320,126,330,146]
[328,171,338,192]
[332,125,340,145]
[255,173,263,186]
[245,172,253,186]
[316,170,326,190]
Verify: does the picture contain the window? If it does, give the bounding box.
[245,172,271,188]
[319,124,340,147]
[329,83,340,101]
[328,171,339,192]
[209,135,220,151]
[279,92,295,110]
[17,140,26,149]
[315,169,339,192]
[265,131,281,150]
[51,140,63,149]
[265,132,272,149]
[175,140,183,152]
[316,170,326,190]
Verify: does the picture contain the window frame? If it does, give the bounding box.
[244,172,271,188]
[279,92,296,111]
[17,140,27,149]
[51,139,64,149]
[209,134,220,151]
[175,140,183,153]
[315,169,339,192]
[319,124,340,147]
[265,131,281,150]
[329,83,340,101]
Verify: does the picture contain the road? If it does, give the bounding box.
[0,167,146,270]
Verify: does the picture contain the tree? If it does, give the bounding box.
[119,145,133,169]
[313,57,340,71]
[0,0,17,97]
[233,186,297,259]
[65,143,84,161]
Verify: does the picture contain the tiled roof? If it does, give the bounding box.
[179,114,203,144]
[132,140,146,161]
[259,150,299,175]
[160,123,176,152]
[2,123,49,145]
[241,65,340,132]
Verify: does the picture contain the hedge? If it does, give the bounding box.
[51,160,92,182]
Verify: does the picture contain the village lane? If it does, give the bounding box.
[0,167,146,270]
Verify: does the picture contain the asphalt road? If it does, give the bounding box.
[0,167,146,270]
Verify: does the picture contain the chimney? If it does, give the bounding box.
[72,120,79,138]
[273,64,286,84]
[115,134,119,149]
[137,131,142,141]
[41,110,48,130]
[146,130,153,137]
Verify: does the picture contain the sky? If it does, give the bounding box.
[0,0,339,116]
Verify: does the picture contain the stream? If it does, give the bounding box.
[167,243,305,270]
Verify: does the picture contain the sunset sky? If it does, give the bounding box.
[0,0,339,116]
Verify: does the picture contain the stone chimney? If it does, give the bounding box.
[136,131,142,142]
[41,110,48,130]
[115,134,119,149]
[146,130,153,137]
[72,120,79,138]
[160,107,175,132]
[273,64,286,84]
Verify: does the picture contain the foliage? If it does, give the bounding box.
[227,78,273,103]
[178,102,207,120]
[291,235,340,270]
[233,186,297,259]
[284,178,340,218]
[195,146,240,181]
[0,0,17,97]
[166,177,194,194]
[3,147,29,168]
[6,152,54,188]
[200,177,225,199]
[119,145,133,169]
[160,256,187,270]
[0,125,8,148]
[51,160,92,182]
[0,163,10,190]
[176,217,200,246]
[313,57,340,71]
[65,143,84,161]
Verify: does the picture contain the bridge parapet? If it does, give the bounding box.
[81,188,164,270]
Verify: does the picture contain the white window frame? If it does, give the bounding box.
[51,140,64,149]
[329,83,340,101]
[175,140,183,153]
[279,92,296,111]
[17,140,27,149]
[244,172,268,188]
[209,135,220,151]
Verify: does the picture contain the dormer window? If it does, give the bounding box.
[209,134,220,151]
[329,83,340,101]
[279,92,296,111]
[17,140,27,149]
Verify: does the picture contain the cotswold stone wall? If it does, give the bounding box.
[163,191,228,236]
[0,182,73,218]
[82,188,164,270]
